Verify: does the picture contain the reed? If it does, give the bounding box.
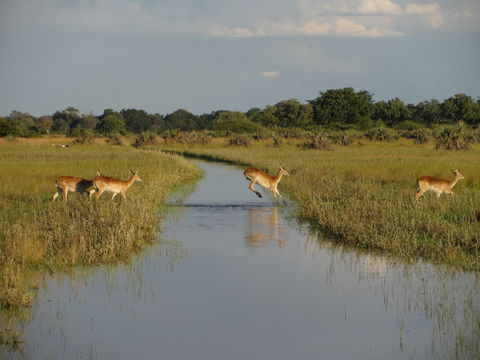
[0,140,201,311]
[158,138,480,270]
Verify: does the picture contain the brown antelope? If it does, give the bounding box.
[244,166,289,201]
[415,169,465,200]
[93,170,142,200]
[53,175,97,201]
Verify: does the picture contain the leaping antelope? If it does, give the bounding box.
[53,175,97,201]
[415,169,465,200]
[93,170,142,200]
[244,166,289,201]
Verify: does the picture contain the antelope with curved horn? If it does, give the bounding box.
[244,166,289,201]
[93,169,142,200]
[52,174,97,201]
[415,169,465,200]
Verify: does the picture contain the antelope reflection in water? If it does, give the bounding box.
[244,206,286,248]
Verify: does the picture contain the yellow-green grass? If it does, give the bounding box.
[0,139,201,312]
[157,138,480,270]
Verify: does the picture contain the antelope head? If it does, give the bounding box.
[280,166,290,176]
[131,169,143,182]
[452,169,465,179]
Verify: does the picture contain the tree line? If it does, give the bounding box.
[1,88,479,138]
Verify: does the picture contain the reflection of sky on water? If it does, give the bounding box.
[3,161,479,360]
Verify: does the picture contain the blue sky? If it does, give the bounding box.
[0,0,479,116]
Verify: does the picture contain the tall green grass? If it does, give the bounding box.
[158,138,480,270]
[0,141,201,312]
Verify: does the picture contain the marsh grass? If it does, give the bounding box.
[158,138,480,270]
[0,140,200,312]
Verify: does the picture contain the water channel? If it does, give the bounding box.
[4,161,480,359]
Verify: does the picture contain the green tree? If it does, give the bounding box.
[309,88,374,126]
[197,113,214,130]
[0,117,14,136]
[373,98,411,126]
[2,111,36,136]
[413,100,444,125]
[213,111,266,133]
[272,99,313,128]
[441,94,480,125]
[76,114,99,130]
[33,116,54,134]
[246,107,262,121]
[52,107,81,133]
[122,109,155,133]
[252,106,278,127]
[164,109,199,131]
[149,113,166,133]
[96,110,126,134]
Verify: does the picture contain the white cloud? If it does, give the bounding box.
[405,3,442,27]
[207,24,254,37]
[260,71,279,78]
[208,17,404,38]
[333,17,403,37]
[452,10,478,20]
[357,0,403,15]
[0,0,449,38]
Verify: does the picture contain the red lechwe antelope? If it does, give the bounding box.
[415,169,465,200]
[93,170,142,200]
[244,166,289,202]
[53,175,97,201]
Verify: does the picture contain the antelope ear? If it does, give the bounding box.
[96,170,101,176]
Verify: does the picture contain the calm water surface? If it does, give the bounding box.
[4,161,479,359]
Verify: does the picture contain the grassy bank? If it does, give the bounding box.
[0,139,201,314]
[157,138,480,270]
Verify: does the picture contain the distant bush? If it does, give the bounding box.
[364,127,399,142]
[251,131,271,140]
[462,129,480,144]
[328,130,361,146]
[272,136,283,148]
[105,132,123,146]
[401,128,433,144]
[321,122,356,131]
[357,117,380,130]
[133,131,157,148]
[213,112,266,134]
[299,133,334,150]
[393,120,425,131]
[174,131,212,145]
[4,135,19,143]
[160,129,179,144]
[228,134,251,147]
[276,128,313,139]
[72,128,95,145]
[434,128,471,150]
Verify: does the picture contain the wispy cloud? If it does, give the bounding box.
[452,10,477,19]
[260,70,279,78]
[295,0,445,31]
[405,3,442,28]
[357,0,403,15]
[207,17,404,38]
[2,0,472,38]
